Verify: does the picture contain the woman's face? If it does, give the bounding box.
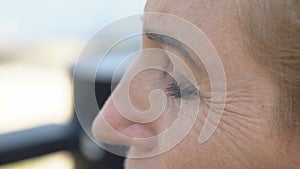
[93,0,282,169]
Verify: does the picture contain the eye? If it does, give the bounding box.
[165,80,200,99]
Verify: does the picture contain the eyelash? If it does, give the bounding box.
[165,81,199,99]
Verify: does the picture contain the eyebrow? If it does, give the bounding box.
[144,32,199,70]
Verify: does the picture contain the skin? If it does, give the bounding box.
[92,0,295,168]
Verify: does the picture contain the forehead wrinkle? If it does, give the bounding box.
[143,1,203,34]
[144,0,166,13]
[144,0,204,18]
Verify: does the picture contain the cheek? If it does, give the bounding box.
[125,156,163,169]
[160,127,210,169]
[155,102,207,156]
[157,100,219,169]
[152,98,180,134]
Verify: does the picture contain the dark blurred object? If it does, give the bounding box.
[0,56,129,168]
[0,117,80,164]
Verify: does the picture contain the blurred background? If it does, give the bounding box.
[0,0,146,168]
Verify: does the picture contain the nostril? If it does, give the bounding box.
[121,124,157,152]
[92,116,157,154]
[121,124,155,138]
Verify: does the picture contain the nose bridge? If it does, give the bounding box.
[110,56,167,123]
[92,68,154,141]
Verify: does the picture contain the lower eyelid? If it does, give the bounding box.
[181,83,199,96]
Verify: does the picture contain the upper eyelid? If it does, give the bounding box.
[144,32,190,56]
[144,32,202,74]
[172,71,200,91]
[143,32,203,89]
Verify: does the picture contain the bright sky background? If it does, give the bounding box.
[0,0,147,134]
[0,0,147,42]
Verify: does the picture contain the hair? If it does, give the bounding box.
[237,0,300,142]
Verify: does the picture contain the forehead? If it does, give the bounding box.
[144,0,203,19]
[143,0,225,36]
[143,0,240,42]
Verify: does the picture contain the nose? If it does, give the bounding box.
[92,69,161,152]
[92,95,156,147]
[92,48,170,154]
